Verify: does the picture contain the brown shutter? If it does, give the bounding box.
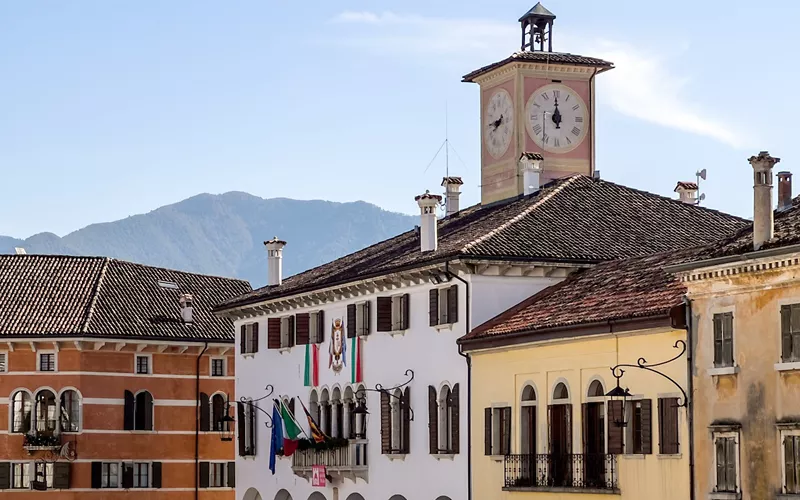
[713,314,723,367]
[317,310,325,343]
[402,387,411,453]
[347,304,357,338]
[377,297,393,332]
[659,397,680,454]
[248,403,257,453]
[295,313,310,345]
[227,462,235,488]
[145,392,154,430]
[288,315,296,347]
[451,383,460,454]
[429,289,439,326]
[363,301,371,335]
[0,462,9,490]
[251,322,259,353]
[783,305,793,361]
[503,407,512,455]
[240,324,246,354]
[122,463,133,489]
[124,390,135,430]
[381,391,391,453]
[151,462,162,488]
[267,318,281,349]
[91,462,102,489]
[402,293,410,330]
[641,399,652,454]
[53,462,70,489]
[547,405,552,453]
[200,392,210,432]
[607,400,624,454]
[428,385,438,454]
[582,403,589,454]
[448,284,459,324]
[484,407,492,455]
[199,462,210,488]
[237,403,246,456]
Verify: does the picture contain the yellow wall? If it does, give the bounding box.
[469,327,689,500]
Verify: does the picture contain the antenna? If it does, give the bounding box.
[695,169,708,205]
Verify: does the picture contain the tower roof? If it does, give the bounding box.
[519,2,556,22]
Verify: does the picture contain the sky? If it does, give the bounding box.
[1,0,798,238]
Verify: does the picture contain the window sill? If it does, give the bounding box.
[777,494,800,500]
[241,353,256,359]
[240,455,256,460]
[708,366,739,376]
[386,453,407,461]
[433,453,455,460]
[278,347,292,354]
[775,361,800,372]
[708,492,741,500]
[490,455,504,462]
[434,323,455,332]
[621,454,646,460]
[389,329,407,337]
[657,453,682,459]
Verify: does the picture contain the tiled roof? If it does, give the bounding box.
[462,51,614,82]
[460,247,704,343]
[0,255,250,342]
[217,175,747,310]
[675,181,698,191]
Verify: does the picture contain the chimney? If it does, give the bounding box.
[674,181,699,204]
[749,151,780,250]
[415,191,442,252]
[264,237,287,286]
[179,293,194,324]
[441,177,463,216]
[519,153,544,196]
[778,171,793,212]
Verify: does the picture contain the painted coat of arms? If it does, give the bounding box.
[328,317,347,373]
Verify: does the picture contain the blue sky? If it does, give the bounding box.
[1,1,797,238]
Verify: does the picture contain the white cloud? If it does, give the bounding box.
[330,11,749,149]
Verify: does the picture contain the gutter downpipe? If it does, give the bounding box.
[446,261,472,500]
[683,296,696,500]
[195,341,209,500]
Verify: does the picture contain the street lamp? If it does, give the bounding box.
[605,381,632,427]
[352,398,369,439]
[219,413,235,442]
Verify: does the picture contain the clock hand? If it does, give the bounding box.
[551,97,562,129]
[489,115,503,130]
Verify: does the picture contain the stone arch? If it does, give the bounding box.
[274,489,292,500]
[435,497,453,500]
[587,379,605,398]
[307,493,326,500]
[346,494,365,500]
[389,496,407,500]
[242,487,262,500]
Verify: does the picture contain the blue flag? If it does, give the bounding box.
[269,404,283,475]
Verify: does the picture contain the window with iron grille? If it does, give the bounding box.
[135,355,150,375]
[39,353,55,372]
[211,358,225,377]
[713,313,734,367]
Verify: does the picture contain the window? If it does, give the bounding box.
[713,313,734,367]
[430,285,459,327]
[431,384,459,454]
[520,385,537,454]
[714,432,739,493]
[34,462,53,488]
[377,294,410,332]
[625,399,652,454]
[209,462,225,487]
[240,322,259,354]
[133,463,149,488]
[101,463,119,488]
[381,387,410,454]
[60,390,81,432]
[12,463,30,489]
[211,394,226,432]
[485,406,512,456]
[280,316,295,348]
[35,390,57,434]
[211,358,225,377]
[135,355,151,375]
[309,311,325,344]
[11,391,32,433]
[331,388,343,439]
[347,302,371,337]
[784,431,800,494]
[38,352,55,372]
[658,397,680,455]
[238,399,256,456]
[0,352,7,372]
[267,316,296,349]
[782,304,800,362]
[199,462,234,488]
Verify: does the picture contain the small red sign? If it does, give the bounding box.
[312,465,326,487]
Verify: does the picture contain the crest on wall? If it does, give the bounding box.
[328,317,347,373]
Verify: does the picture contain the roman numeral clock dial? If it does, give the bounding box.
[525,84,587,153]
[484,89,514,159]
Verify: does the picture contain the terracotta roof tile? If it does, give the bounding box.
[462,51,614,82]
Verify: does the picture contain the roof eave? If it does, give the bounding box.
[664,242,800,274]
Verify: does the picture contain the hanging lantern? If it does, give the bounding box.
[605,380,632,427]
[352,399,369,439]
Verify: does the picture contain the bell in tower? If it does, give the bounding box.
[519,2,556,52]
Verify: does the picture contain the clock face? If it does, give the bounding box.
[525,84,588,153]
[484,89,514,159]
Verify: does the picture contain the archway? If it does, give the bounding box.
[388,496,407,500]
[242,487,262,500]
[346,494,365,500]
[308,493,326,500]
[435,497,453,500]
[274,489,292,500]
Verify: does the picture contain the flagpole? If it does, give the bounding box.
[279,397,312,440]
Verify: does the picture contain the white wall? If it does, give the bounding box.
[235,270,558,500]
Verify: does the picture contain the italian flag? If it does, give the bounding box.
[279,400,303,457]
[303,344,319,387]
[351,335,362,384]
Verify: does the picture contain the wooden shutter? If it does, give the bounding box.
[122,463,133,489]
[722,313,734,366]
[715,439,725,490]
[402,293,410,330]
[429,289,439,326]
[0,462,9,490]
[484,408,493,455]
[251,322,259,353]
[402,387,411,453]
[53,462,70,489]
[248,404,257,454]
[547,405,553,454]
[377,297,393,332]
[451,383,460,454]
[448,284,459,324]
[227,462,236,488]
[347,304,357,338]
[239,324,246,354]
[658,398,680,454]
[91,462,102,489]
[144,392,154,431]
[713,314,723,367]
[381,391,391,454]
[152,462,162,488]
[582,403,589,454]
[783,305,793,361]
[237,403,246,456]
[363,301,371,335]
[199,462,210,488]
[267,318,281,349]
[317,310,325,343]
[124,390,135,430]
[200,392,210,432]
[725,438,736,490]
[641,399,652,454]
[288,315,296,347]
[296,313,310,345]
[607,400,624,454]
[428,385,438,454]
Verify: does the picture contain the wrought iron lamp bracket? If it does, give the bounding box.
[356,369,415,421]
[236,384,276,428]
[609,340,689,407]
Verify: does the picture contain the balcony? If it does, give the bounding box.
[292,439,368,483]
[504,454,619,494]
[23,433,61,453]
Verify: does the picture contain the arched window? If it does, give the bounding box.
[60,390,80,432]
[35,390,57,434]
[331,387,343,439]
[307,493,326,500]
[553,382,570,402]
[134,391,154,431]
[437,385,458,453]
[521,384,537,454]
[343,386,355,439]
[588,380,605,398]
[320,388,331,436]
[211,394,226,431]
[11,391,32,433]
[309,389,320,427]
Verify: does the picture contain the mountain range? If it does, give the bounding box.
[0,192,418,288]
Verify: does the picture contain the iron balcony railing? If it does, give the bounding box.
[292,439,368,482]
[504,453,618,491]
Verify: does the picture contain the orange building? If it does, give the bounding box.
[0,254,250,498]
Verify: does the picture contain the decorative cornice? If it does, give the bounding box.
[674,252,800,284]
[474,61,597,87]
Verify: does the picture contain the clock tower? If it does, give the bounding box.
[463,3,614,205]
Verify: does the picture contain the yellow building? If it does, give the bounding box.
[459,251,694,500]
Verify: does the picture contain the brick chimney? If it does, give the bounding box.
[749,151,780,250]
[415,191,442,252]
[674,182,699,204]
[778,171,793,212]
[441,177,463,216]
[519,152,544,196]
[264,237,287,286]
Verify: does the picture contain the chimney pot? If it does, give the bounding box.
[778,171,793,212]
[264,237,287,286]
[441,177,464,216]
[415,191,442,252]
[674,181,699,204]
[519,152,544,196]
[749,151,780,250]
